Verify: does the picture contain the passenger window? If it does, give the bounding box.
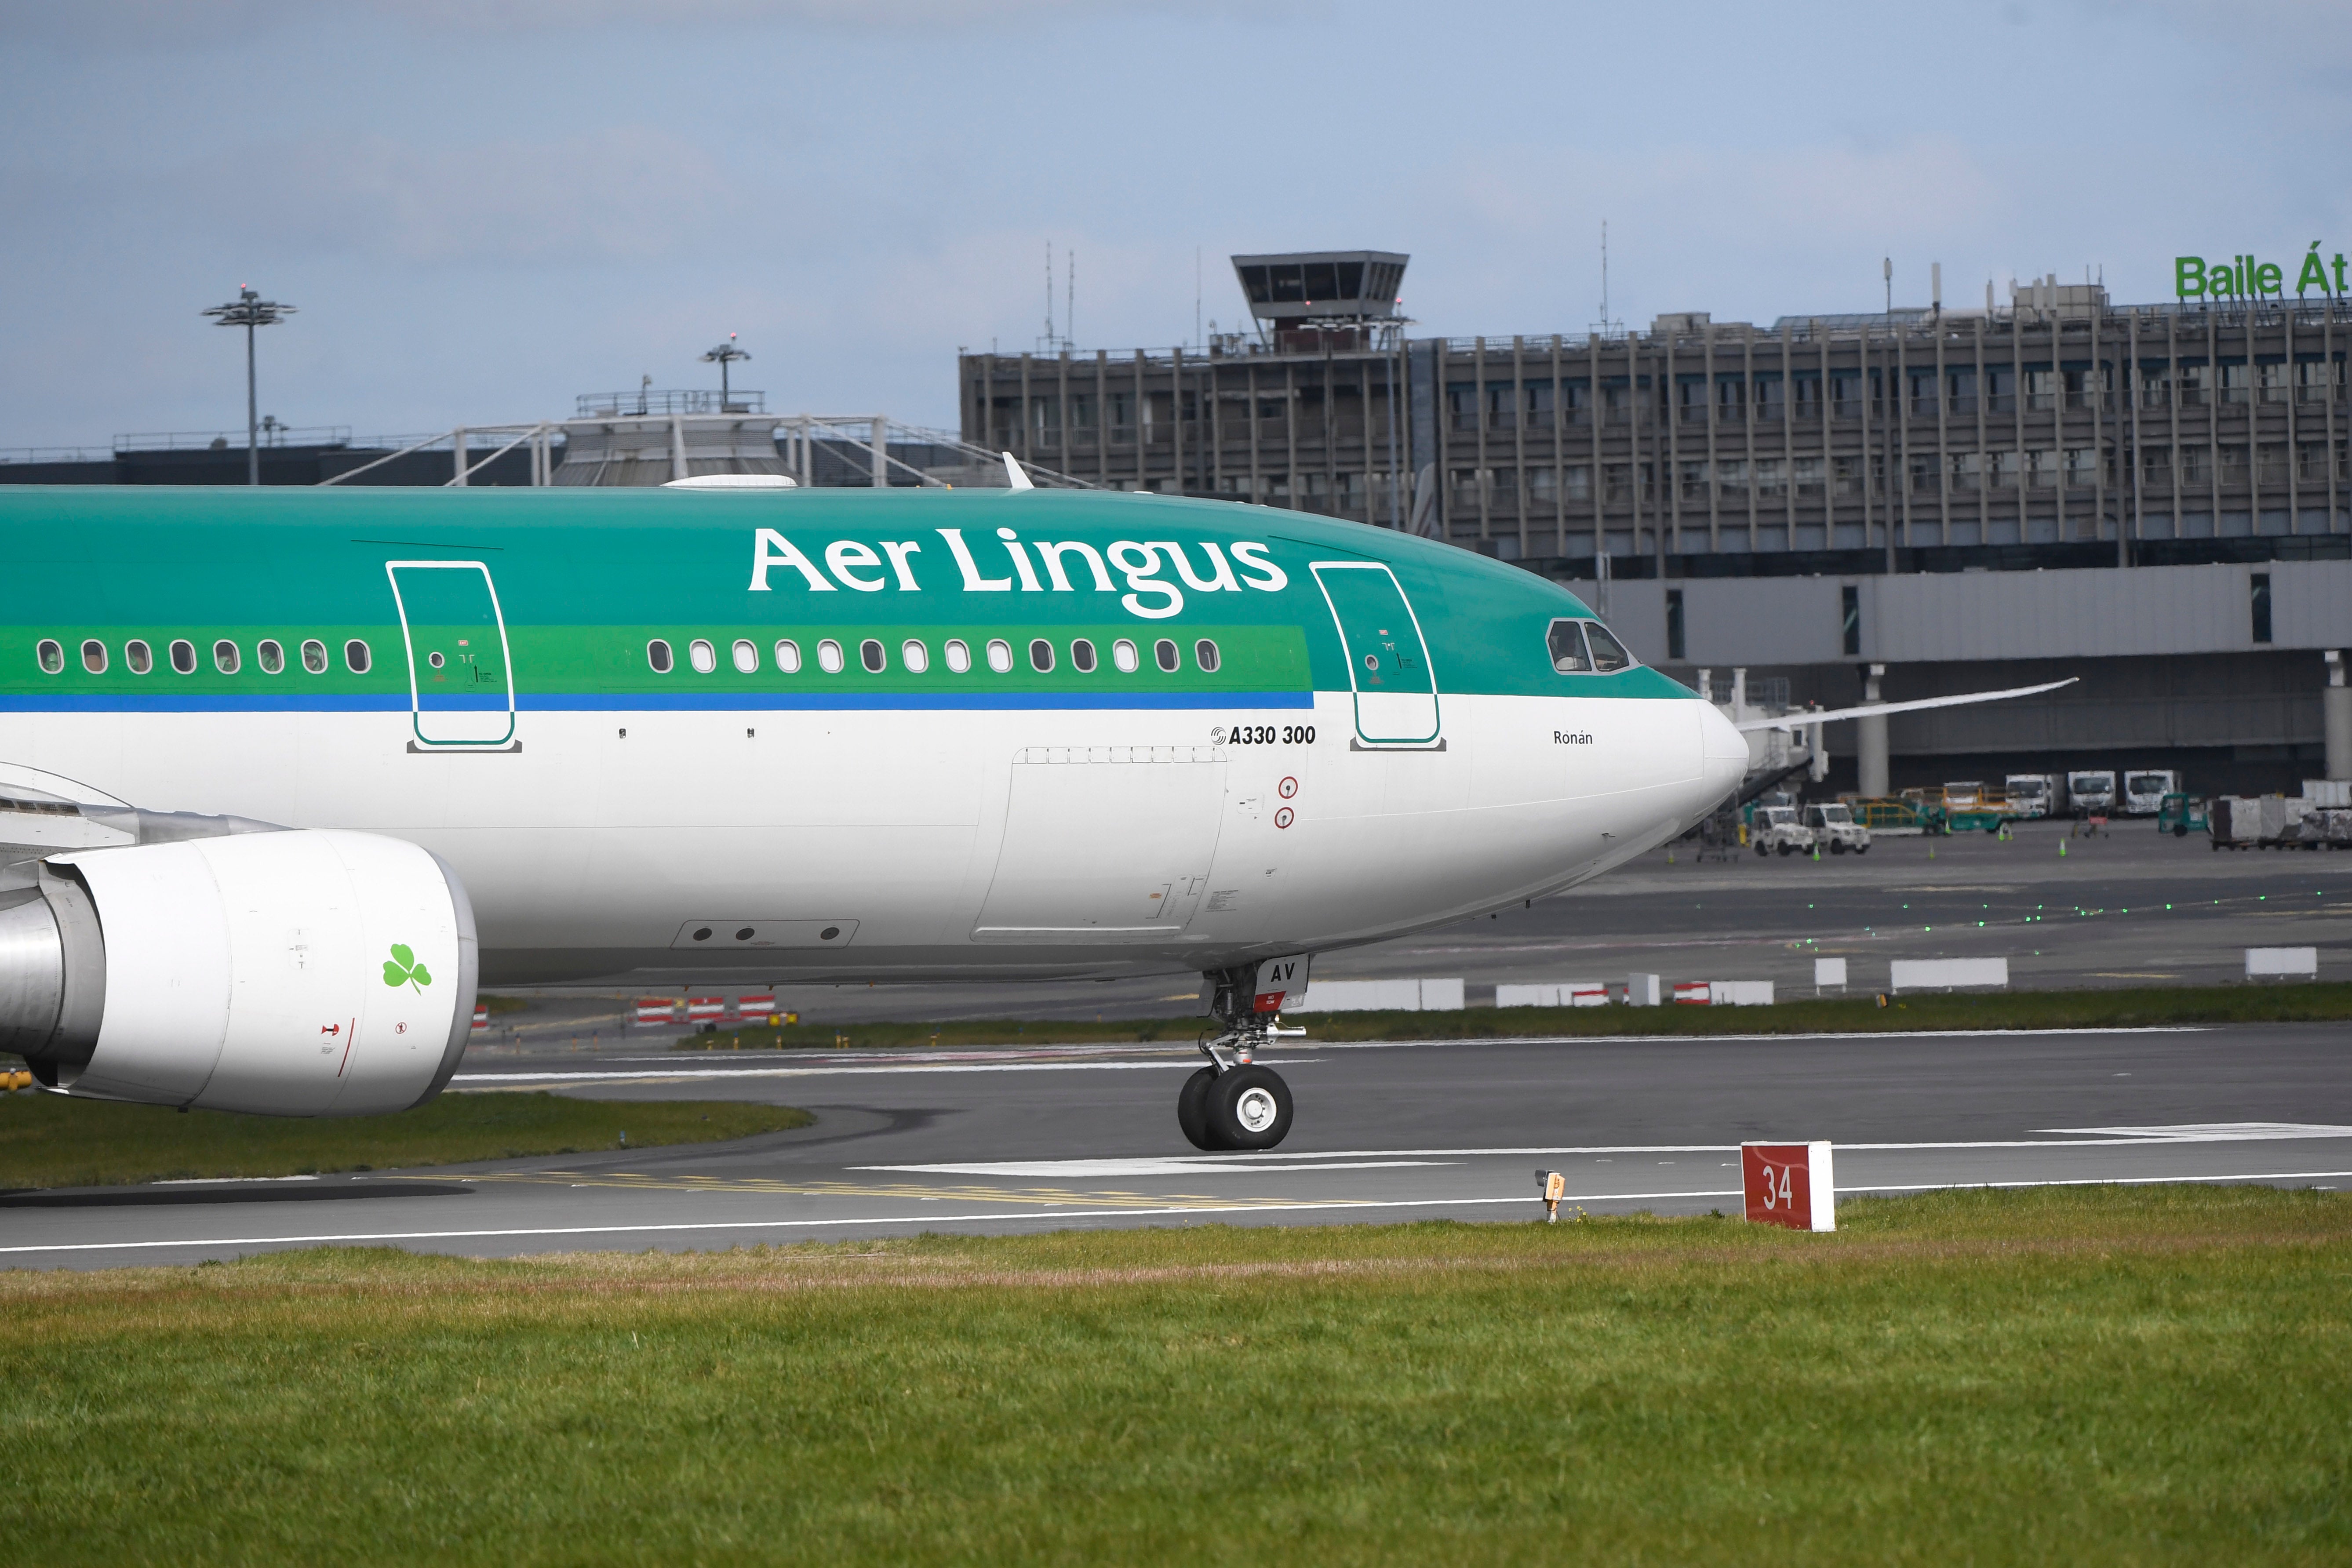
[901,639,929,673]
[299,639,326,674]
[1071,638,1097,673]
[860,639,885,673]
[817,639,845,673]
[1154,638,1179,673]
[986,638,1012,673]
[688,638,717,674]
[343,639,371,674]
[213,640,241,675]
[36,639,63,674]
[1194,639,1220,673]
[647,639,674,673]
[1029,638,1055,673]
[1113,638,1139,673]
[1584,622,1634,672]
[732,639,757,673]
[126,639,154,675]
[171,639,197,674]
[257,639,285,674]
[1547,620,1591,673]
[774,639,801,673]
[81,640,107,675]
[945,638,972,673]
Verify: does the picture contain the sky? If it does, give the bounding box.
[3,0,2348,449]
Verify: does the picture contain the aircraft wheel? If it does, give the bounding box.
[1177,1066,1220,1150]
[1205,1065,1293,1152]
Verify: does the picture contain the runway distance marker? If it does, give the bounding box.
[1743,1142,1835,1232]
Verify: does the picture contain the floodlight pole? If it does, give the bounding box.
[702,334,751,410]
[202,287,296,486]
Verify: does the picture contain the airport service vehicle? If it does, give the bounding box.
[1941,780,1985,809]
[1802,801,1870,854]
[2155,792,2208,837]
[0,481,2064,1150]
[2121,769,2177,815]
[1751,804,1815,856]
[2066,769,2117,815]
[1850,797,1929,834]
[2004,773,2060,818]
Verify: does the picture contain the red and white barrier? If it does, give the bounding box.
[634,998,679,1026]
[735,993,776,1019]
[471,1005,488,1032]
[1673,980,1777,1006]
[686,997,727,1024]
[1742,1141,1835,1232]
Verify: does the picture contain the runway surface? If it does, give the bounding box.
[7,1022,2348,1267]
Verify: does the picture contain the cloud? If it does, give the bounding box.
[167,127,747,266]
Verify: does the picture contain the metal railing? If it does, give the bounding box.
[575,389,766,417]
[114,426,353,452]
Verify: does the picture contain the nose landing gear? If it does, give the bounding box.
[1180,965,1304,1150]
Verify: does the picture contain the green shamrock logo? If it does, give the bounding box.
[382,943,433,992]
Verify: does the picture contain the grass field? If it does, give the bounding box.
[669,979,2352,1051]
[6,1186,2346,1564]
[0,1091,810,1190]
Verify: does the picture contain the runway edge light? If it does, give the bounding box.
[1741,1142,1835,1232]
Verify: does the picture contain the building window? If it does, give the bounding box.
[1832,456,1863,499]
[2026,450,2057,489]
[1718,459,1748,499]
[1490,468,1517,509]
[2024,367,2056,411]
[1604,463,1633,504]
[1909,453,1940,495]
[1792,375,1821,418]
[1755,377,1785,420]
[1985,366,2016,414]
[2180,445,2212,485]
[1755,458,1785,500]
[2177,363,2210,407]
[1447,382,1478,432]
[1451,469,1481,510]
[2251,572,2272,644]
[1678,461,1709,502]
[2257,361,2289,404]
[1948,452,1980,494]
[1793,457,1824,498]
[1665,589,1686,662]
[2218,363,2249,405]
[2257,443,2289,486]
[1989,451,2018,490]
[2064,448,2098,490]
[1946,367,1977,415]
[1830,372,1864,419]
[1529,468,1558,505]
[1558,466,1586,503]
[2218,445,2249,488]
[1841,586,1860,657]
[1068,393,1096,429]
[2299,444,2331,484]
[2143,447,2172,487]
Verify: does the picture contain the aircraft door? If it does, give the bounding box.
[972,746,1226,939]
[386,561,516,748]
[1311,562,1440,746]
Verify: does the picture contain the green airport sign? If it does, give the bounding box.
[2176,244,2347,301]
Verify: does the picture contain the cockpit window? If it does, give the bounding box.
[1584,622,1634,672]
[1546,620,1591,673]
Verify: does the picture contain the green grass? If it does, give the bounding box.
[673,980,2352,1050]
[0,1091,810,1189]
[4,1185,2346,1564]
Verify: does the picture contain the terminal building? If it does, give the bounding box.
[959,252,2352,796]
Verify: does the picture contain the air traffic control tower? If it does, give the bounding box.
[1230,251,1410,353]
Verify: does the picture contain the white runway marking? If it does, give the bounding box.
[8,1170,2351,1258]
[856,1158,1458,1178]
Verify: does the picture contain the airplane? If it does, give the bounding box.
[0,470,2061,1151]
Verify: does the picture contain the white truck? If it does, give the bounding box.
[1803,800,1872,855]
[2121,769,2177,815]
[1750,803,1817,857]
[2004,773,2060,818]
[2066,769,2117,816]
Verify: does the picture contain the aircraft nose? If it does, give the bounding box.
[1692,697,1752,818]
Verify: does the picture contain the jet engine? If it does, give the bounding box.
[0,829,477,1117]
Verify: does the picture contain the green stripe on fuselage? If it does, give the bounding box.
[0,486,1689,702]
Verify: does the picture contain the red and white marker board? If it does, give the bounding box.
[1741,1142,1836,1231]
[735,993,776,1018]
[471,1005,488,1032]
[634,998,678,1026]
[686,997,727,1023]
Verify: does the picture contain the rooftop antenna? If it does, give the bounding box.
[1882,256,1892,314]
[200,284,296,487]
[1195,246,1202,349]
[1066,247,1074,352]
[1043,240,1054,349]
[1591,220,1623,337]
[700,332,751,410]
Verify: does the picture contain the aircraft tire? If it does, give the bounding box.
[1177,1066,1221,1150]
[1204,1065,1293,1151]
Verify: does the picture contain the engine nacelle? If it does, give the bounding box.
[0,829,477,1117]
